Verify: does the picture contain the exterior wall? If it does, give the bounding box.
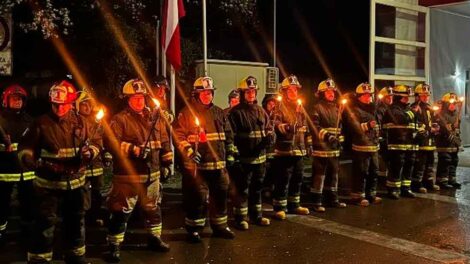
[430,8,470,145]
[194,60,268,109]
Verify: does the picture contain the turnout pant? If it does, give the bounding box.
[182,168,230,233]
[412,150,436,187]
[387,150,415,191]
[0,179,34,234]
[107,179,162,246]
[436,152,459,184]
[27,186,87,263]
[351,151,379,200]
[232,163,266,222]
[311,156,339,206]
[272,156,304,212]
[84,175,104,217]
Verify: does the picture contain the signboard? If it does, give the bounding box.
[0,14,12,76]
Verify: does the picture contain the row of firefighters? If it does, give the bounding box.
[0,74,463,263]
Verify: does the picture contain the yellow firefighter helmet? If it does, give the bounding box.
[392,84,413,97]
[193,76,215,92]
[441,93,459,103]
[122,79,147,96]
[379,87,394,98]
[414,83,431,95]
[317,78,337,93]
[355,82,374,94]
[75,90,94,110]
[281,74,301,90]
[238,76,259,91]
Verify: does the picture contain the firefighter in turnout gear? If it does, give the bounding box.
[382,84,417,199]
[261,94,279,198]
[174,76,236,243]
[410,84,440,193]
[376,87,394,178]
[272,75,310,220]
[346,83,382,207]
[150,75,175,124]
[105,79,173,262]
[150,76,175,182]
[75,91,106,226]
[228,76,271,230]
[435,93,462,189]
[223,89,240,115]
[19,80,99,264]
[0,84,35,246]
[309,78,347,212]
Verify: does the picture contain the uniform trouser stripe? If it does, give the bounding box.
[107,232,125,245]
[210,215,228,226]
[71,245,86,256]
[27,252,53,262]
[273,156,304,211]
[0,221,7,231]
[149,223,162,237]
[185,217,206,227]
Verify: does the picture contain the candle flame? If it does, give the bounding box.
[432,105,440,111]
[450,99,456,104]
[341,99,348,105]
[459,96,465,102]
[378,94,384,100]
[276,95,282,102]
[195,117,200,126]
[297,99,302,105]
[152,98,161,108]
[95,109,105,121]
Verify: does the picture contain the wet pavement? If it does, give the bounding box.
[2,149,470,263]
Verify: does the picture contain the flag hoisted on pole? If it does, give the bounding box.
[161,0,186,72]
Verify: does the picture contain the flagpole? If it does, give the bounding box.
[202,0,208,76]
[156,19,160,75]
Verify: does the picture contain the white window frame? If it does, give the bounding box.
[369,0,430,88]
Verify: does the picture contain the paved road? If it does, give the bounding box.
[2,149,470,263]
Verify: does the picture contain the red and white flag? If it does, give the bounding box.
[161,0,186,71]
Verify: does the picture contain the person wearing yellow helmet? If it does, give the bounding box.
[173,76,237,242]
[345,83,382,207]
[75,90,107,227]
[270,74,311,219]
[409,84,440,194]
[376,86,394,179]
[228,76,272,229]
[19,80,100,264]
[309,78,346,212]
[435,92,462,189]
[382,84,418,199]
[104,78,173,262]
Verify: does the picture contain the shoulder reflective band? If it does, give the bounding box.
[40,148,79,159]
[0,171,35,182]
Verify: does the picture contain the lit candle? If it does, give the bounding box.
[341,98,348,105]
[450,98,456,104]
[378,94,384,100]
[297,99,302,106]
[276,95,282,102]
[151,98,161,109]
[195,117,200,127]
[459,96,465,102]
[95,109,105,122]
[432,105,440,111]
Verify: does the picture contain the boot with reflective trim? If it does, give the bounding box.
[186,232,202,243]
[400,189,416,198]
[312,205,326,212]
[104,244,121,263]
[329,201,347,208]
[450,181,462,189]
[273,210,286,220]
[411,182,427,194]
[367,196,382,205]
[438,182,454,189]
[234,220,249,230]
[253,217,270,226]
[148,236,170,252]
[290,206,310,215]
[212,227,235,239]
[387,189,400,200]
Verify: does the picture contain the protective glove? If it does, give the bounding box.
[327,134,340,148]
[81,146,93,161]
[141,146,151,160]
[226,154,236,167]
[160,167,171,183]
[189,151,202,164]
[368,120,377,129]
